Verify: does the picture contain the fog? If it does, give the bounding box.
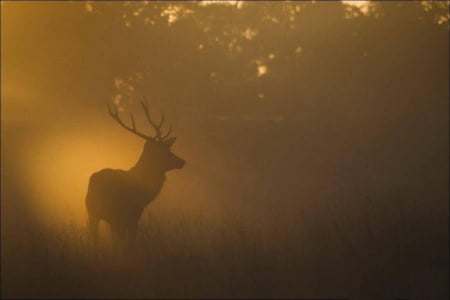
[1,1,448,298]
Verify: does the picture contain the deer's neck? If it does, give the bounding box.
[128,153,166,190]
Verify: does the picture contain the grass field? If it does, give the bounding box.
[2,189,448,298]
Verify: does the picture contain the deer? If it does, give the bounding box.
[85,99,185,248]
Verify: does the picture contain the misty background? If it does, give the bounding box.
[1,1,448,298]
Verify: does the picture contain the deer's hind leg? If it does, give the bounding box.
[127,221,139,250]
[110,223,128,253]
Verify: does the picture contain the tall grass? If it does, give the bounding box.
[2,192,448,299]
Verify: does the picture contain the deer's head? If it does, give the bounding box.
[141,137,185,171]
[108,97,185,173]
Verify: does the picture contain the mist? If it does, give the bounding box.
[1,1,448,298]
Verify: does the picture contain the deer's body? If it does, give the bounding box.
[86,168,164,237]
[86,99,184,246]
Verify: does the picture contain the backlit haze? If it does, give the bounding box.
[1,1,448,298]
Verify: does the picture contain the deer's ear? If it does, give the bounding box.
[163,137,176,147]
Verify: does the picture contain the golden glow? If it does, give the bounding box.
[112,75,143,112]
[24,127,142,225]
[1,2,448,298]
[242,27,258,40]
[160,5,194,26]
[84,1,93,13]
[199,1,244,9]
[342,0,372,16]
[420,1,450,25]
[257,65,268,77]
[342,0,370,8]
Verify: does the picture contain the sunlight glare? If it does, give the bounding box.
[84,1,93,13]
[199,1,244,9]
[342,0,371,15]
[242,27,258,40]
[257,65,268,77]
[24,130,142,226]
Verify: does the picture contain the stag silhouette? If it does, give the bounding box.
[85,99,185,248]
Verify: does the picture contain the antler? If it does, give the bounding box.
[140,97,172,141]
[108,104,149,140]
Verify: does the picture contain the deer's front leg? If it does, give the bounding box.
[87,214,99,247]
